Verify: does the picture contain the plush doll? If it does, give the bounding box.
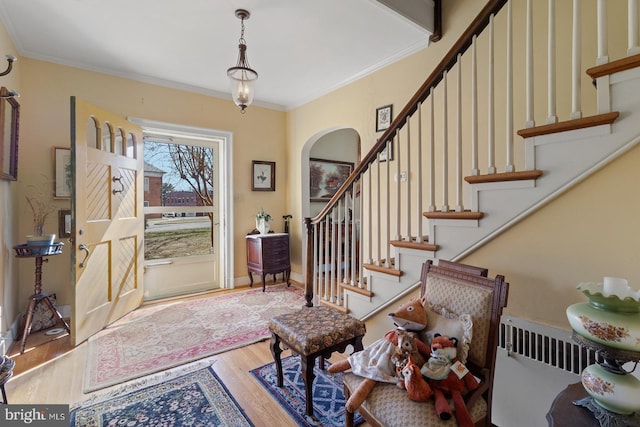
[391,329,428,383]
[327,296,431,412]
[400,355,433,402]
[421,334,479,427]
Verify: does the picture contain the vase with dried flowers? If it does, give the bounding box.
[25,178,57,247]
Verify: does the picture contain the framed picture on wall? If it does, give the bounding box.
[53,146,72,198]
[252,160,276,191]
[309,158,354,202]
[379,140,394,162]
[0,88,19,181]
[376,104,393,132]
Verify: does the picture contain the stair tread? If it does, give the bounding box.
[362,263,403,277]
[390,239,439,251]
[464,169,543,184]
[318,299,349,314]
[339,283,373,298]
[516,112,619,139]
[423,211,484,220]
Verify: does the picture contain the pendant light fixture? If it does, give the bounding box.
[227,9,258,113]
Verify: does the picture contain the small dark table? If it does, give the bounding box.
[547,383,599,427]
[268,306,366,417]
[246,233,291,291]
[13,242,71,353]
[547,382,640,427]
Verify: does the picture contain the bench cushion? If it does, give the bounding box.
[268,306,366,355]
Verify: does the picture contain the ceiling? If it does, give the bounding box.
[0,0,436,111]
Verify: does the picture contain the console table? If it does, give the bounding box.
[13,242,71,353]
[246,233,290,291]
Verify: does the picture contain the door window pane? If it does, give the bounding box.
[143,139,215,261]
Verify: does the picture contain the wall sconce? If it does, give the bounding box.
[0,54,19,98]
[0,54,16,77]
[227,9,258,114]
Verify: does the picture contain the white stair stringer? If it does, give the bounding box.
[431,67,640,262]
[341,66,640,318]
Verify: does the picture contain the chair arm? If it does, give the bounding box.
[463,367,490,410]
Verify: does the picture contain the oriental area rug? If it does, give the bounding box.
[251,356,364,427]
[84,284,304,392]
[72,366,254,426]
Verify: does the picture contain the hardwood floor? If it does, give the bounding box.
[4,287,364,427]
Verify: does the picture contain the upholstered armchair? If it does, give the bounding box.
[342,260,509,427]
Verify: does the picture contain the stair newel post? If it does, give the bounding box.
[304,217,314,307]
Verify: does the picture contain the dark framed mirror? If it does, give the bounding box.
[0,86,19,180]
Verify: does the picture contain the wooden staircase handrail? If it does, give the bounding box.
[304,0,509,307]
[307,0,508,227]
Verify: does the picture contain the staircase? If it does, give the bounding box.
[303,0,640,319]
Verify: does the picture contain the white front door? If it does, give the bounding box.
[70,97,144,345]
[142,134,223,300]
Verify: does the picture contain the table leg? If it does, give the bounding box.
[248,271,253,287]
[19,298,38,354]
[269,333,284,387]
[261,273,266,292]
[300,354,316,416]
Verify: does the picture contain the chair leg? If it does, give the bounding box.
[269,333,284,387]
[344,385,355,427]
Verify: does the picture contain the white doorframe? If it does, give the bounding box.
[128,117,235,289]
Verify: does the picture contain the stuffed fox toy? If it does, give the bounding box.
[327,296,430,412]
[422,334,479,427]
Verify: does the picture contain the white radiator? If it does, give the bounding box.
[492,315,595,427]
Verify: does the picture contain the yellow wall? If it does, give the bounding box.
[13,59,286,308]
[0,22,20,339]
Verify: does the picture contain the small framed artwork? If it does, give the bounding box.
[379,140,394,162]
[53,146,72,198]
[252,160,276,191]
[376,104,393,132]
[0,88,19,181]
[309,158,354,202]
[58,209,71,239]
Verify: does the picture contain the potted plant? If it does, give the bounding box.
[255,208,272,234]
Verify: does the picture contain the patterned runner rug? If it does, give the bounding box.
[72,366,253,426]
[85,284,304,392]
[251,356,364,427]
